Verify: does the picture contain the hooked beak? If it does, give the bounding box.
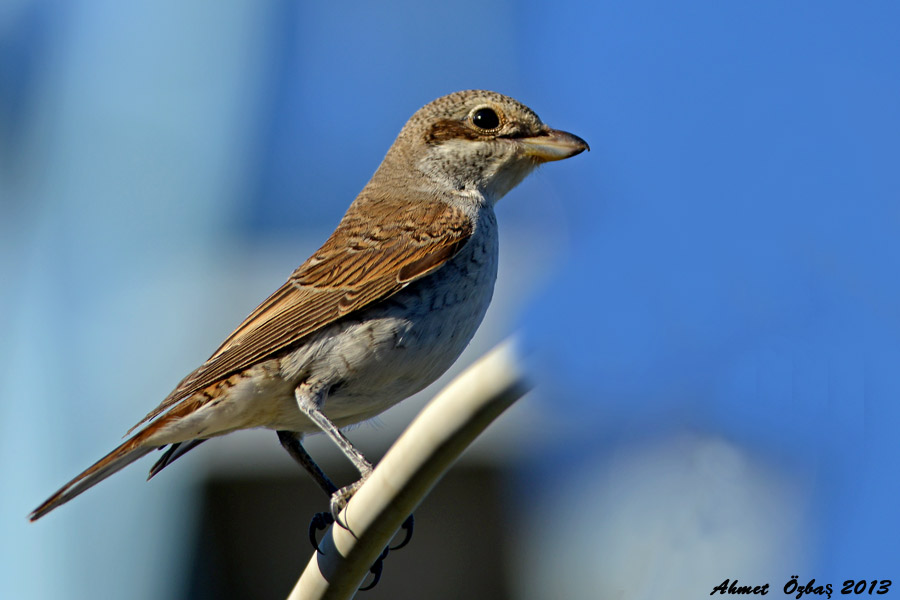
[516,127,589,162]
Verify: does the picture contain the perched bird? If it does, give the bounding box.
[30,89,588,521]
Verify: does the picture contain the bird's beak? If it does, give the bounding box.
[517,127,590,162]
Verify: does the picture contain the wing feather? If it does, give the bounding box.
[129,197,472,432]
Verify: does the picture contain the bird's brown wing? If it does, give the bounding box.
[129,197,472,432]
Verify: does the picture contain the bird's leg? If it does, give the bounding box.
[276,430,341,552]
[294,385,374,523]
[294,386,374,477]
[291,385,416,561]
[276,430,338,495]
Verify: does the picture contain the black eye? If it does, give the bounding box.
[471,107,500,130]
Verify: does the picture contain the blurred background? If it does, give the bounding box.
[2,1,899,598]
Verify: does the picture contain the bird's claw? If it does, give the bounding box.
[308,511,335,553]
[390,514,415,550]
[359,514,414,590]
[307,507,415,590]
[359,546,390,591]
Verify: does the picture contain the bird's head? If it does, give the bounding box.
[374,90,589,205]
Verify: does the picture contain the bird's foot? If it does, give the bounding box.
[306,510,415,591]
[307,474,371,552]
[328,474,369,529]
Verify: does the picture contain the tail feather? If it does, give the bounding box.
[148,438,206,479]
[29,437,157,521]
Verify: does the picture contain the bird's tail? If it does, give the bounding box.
[29,433,157,522]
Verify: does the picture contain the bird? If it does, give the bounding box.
[30,89,588,521]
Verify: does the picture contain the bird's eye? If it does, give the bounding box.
[471,107,500,131]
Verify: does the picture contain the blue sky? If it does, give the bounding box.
[519,0,900,586]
